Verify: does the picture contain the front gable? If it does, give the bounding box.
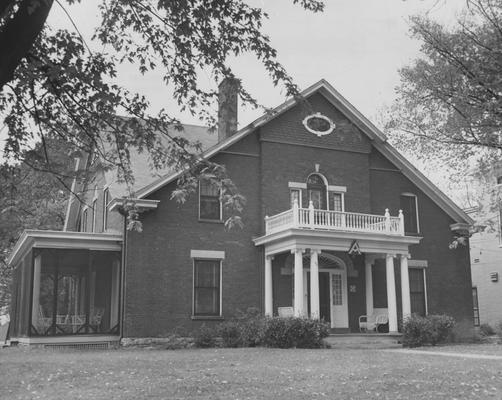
[260,92,371,154]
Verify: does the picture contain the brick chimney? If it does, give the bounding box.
[218,77,239,142]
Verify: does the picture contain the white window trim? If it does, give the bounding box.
[401,192,420,234]
[192,257,223,317]
[327,185,347,193]
[328,191,345,212]
[190,250,225,259]
[288,182,307,189]
[103,188,109,231]
[81,207,88,232]
[198,180,223,221]
[91,199,97,233]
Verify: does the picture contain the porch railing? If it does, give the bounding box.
[265,200,405,236]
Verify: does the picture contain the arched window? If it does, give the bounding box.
[307,173,327,210]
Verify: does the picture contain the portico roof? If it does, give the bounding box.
[8,230,123,267]
[253,228,422,257]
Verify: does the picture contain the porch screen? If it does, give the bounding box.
[31,249,120,336]
[193,260,221,316]
[409,268,426,316]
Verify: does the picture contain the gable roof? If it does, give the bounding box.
[134,79,473,225]
[105,124,217,199]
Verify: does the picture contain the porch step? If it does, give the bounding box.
[325,333,402,349]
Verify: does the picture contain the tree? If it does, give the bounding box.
[385,0,502,171]
[1,0,324,230]
[0,139,73,308]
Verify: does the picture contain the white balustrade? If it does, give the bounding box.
[265,207,404,236]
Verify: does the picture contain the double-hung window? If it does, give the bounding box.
[199,180,221,221]
[193,259,221,316]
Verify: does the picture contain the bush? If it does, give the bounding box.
[262,317,329,349]
[428,314,455,345]
[479,323,495,336]
[235,307,266,347]
[402,314,455,347]
[219,321,242,348]
[194,324,218,348]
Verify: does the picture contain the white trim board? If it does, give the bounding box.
[190,250,225,259]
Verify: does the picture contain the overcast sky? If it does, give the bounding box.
[1,0,468,197]
[43,0,466,126]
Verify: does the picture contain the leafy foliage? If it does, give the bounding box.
[193,323,218,348]
[1,0,324,215]
[261,317,329,349]
[402,314,455,348]
[385,0,502,171]
[0,138,73,308]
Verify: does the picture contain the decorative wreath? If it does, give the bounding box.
[302,112,336,137]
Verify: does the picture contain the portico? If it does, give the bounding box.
[254,203,421,333]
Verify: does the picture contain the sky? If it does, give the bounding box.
[1,0,468,196]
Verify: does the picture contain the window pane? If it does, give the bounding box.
[400,195,418,234]
[329,192,342,211]
[194,260,220,316]
[200,197,221,220]
[290,189,300,207]
[332,274,343,305]
[409,269,426,316]
[200,180,221,220]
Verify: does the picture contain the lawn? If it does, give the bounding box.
[1,345,502,399]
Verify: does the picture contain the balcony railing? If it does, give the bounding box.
[265,201,405,236]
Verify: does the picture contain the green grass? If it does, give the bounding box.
[1,345,502,399]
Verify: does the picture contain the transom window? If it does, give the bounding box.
[199,180,221,221]
[193,259,221,316]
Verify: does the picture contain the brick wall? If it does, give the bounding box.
[121,91,473,337]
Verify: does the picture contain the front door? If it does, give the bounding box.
[306,270,348,328]
[331,270,349,328]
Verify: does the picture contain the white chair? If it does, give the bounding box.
[359,313,388,332]
[278,307,294,318]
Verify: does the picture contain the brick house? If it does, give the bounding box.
[7,79,474,345]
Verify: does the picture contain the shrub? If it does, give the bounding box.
[428,314,455,345]
[402,315,432,348]
[219,321,242,348]
[402,314,455,347]
[235,307,266,347]
[262,317,329,349]
[479,323,495,336]
[194,324,218,348]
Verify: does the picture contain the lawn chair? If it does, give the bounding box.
[358,313,388,333]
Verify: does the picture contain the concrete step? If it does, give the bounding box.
[325,334,402,349]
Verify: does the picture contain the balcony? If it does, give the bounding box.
[265,201,404,236]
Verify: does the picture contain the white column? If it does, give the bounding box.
[400,254,411,321]
[386,254,398,333]
[365,256,374,316]
[265,255,274,317]
[293,248,304,317]
[310,249,320,319]
[31,255,42,326]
